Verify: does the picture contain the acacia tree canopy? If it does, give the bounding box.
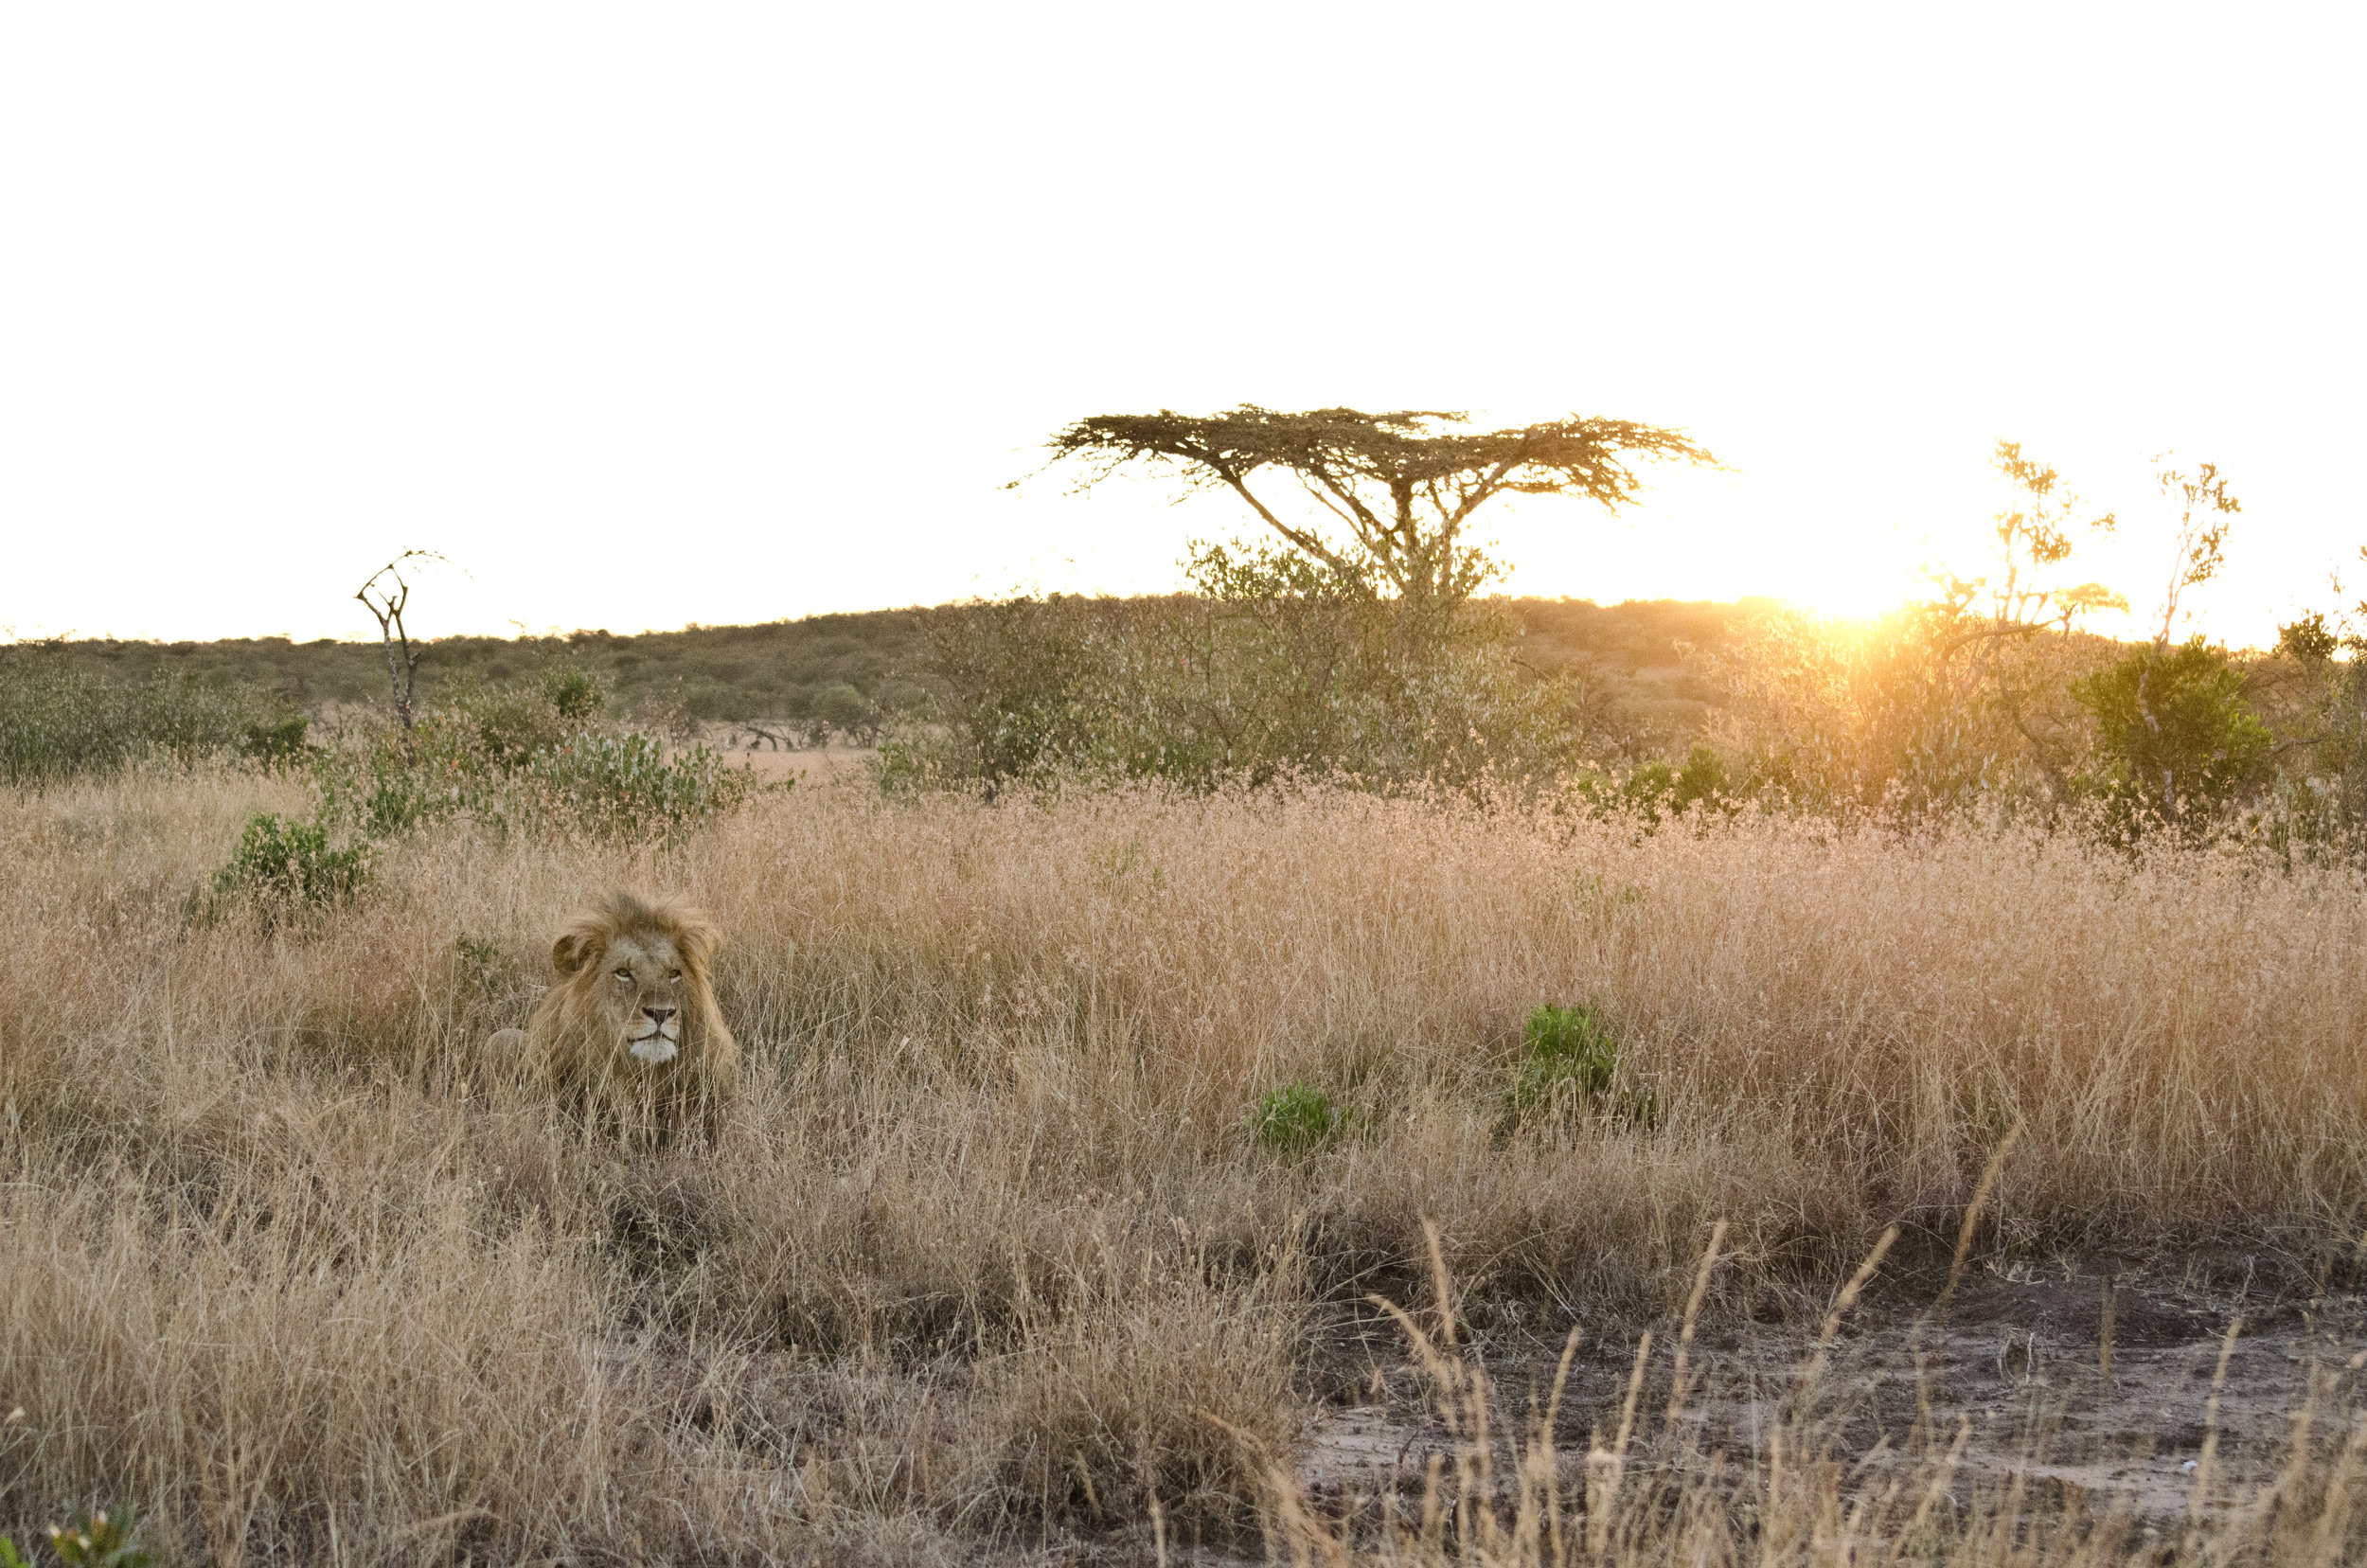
[1046,405,1718,605]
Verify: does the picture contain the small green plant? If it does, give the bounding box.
[209,812,370,913]
[1511,1002,1619,1113]
[44,1505,151,1567]
[453,931,500,983]
[1248,1080,1342,1151]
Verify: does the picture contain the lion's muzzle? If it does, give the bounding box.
[628,1009,682,1063]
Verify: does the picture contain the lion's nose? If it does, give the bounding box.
[642,1006,676,1024]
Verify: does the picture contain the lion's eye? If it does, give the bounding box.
[613,968,632,983]
[667,970,682,981]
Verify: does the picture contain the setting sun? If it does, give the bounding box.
[4,9,2361,649]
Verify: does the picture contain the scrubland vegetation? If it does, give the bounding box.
[11,439,2367,1561]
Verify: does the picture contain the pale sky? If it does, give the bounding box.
[5,5,2362,650]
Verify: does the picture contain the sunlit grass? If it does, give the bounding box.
[4,764,2363,1560]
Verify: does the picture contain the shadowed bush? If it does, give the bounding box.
[205,812,370,915]
[0,650,270,787]
[896,544,1580,793]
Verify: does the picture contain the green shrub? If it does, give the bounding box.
[542,663,605,722]
[813,682,883,746]
[240,709,311,766]
[910,543,1580,794]
[40,1505,151,1567]
[313,718,476,836]
[509,732,760,842]
[1248,1080,1342,1151]
[1511,1002,1619,1113]
[312,666,756,844]
[1571,742,1736,824]
[0,653,262,787]
[208,812,370,912]
[2071,636,2270,834]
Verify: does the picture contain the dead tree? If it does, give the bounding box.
[354,551,450,753]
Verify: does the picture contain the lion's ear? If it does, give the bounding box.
[673,912,721,971]
[551,921,604,977]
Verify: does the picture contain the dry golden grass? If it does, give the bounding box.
[4,765,2365,1561]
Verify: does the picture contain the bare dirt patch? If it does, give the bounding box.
[1297,1253,2367,1533]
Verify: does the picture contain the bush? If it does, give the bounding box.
[0,651,264,787]
[312,670,757,845]
[1247,1080,1342,1151]
[207,813,371,913]
[903,543,1580,794]
[313,715,480,836]
[1510,1002,1619,1114]
[1571,741,1735,823]
[811,683,882,746]
[2072,636,2270,833]
[1701,603,2111,815]
[542,664,605,722]
[509,733,760,842]
[239,710,311,766]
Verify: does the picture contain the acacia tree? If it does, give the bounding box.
[1044,406,1717,608]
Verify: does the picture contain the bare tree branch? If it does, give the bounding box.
[354,549,456,754]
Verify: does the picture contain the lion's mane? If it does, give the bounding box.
[519,891,740,1131]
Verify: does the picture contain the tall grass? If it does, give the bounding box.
[4,765,2363,1559]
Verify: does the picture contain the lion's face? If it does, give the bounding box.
[516,894,742,1132]
[588,930,692,1063]
[546,895,725,1073]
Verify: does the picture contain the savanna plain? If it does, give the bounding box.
[8,757,2367,1566]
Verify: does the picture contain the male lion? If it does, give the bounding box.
[491,892,740,1132]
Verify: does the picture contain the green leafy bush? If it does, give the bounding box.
[313,669,757,844]
[1248,1080,1342,1151]
[313,717,477,836]
[1510,1003,1620,1113]
[542,663,605,722]
[208,812,370,912]
[902,543,1580,794]
[2072,636,2270,834]
[0,651,265,787]
[812,682,883,746]
[239,710,312,766]
[509,732,759,841]
[1569,742,1735,824]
